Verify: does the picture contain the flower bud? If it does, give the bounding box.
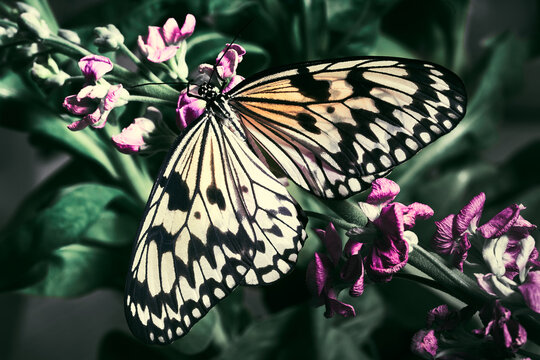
[94,24,124,52]
[18,10,50,39]
[58,29,81,44]
[31,56,70,87]
[112,108,158,154]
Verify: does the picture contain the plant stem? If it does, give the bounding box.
[408,246,490,306]
[319,198,368,227]
[304,210,357,230]
[103,123,153,205]
[128,95,176,106]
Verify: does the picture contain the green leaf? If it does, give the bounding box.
[23,243,126,296]
[218,306,315,360]
[0,183,130,292]
[33,184,127,253]
[84,210,138,247]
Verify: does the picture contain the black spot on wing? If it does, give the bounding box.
[297,113,321,134]
[289,67,330,101]
[206,185,226,210]
[166,172,190,211]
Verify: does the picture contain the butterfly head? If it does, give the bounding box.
[198,82,220,101]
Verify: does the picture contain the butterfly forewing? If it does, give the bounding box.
[229,57,466,198]
[125,113,306,344]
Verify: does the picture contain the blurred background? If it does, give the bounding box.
[1,0,539,359]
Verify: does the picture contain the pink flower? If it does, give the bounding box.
[410,329,438,359]
[432,193,484,271]
[138,15,195,63]
[474,301,527,353]
[78,55,113,82]
[359,178,433,282]
[306,223,357,317]
[175,43,246,129]
[518,271,540,313]
[64,84,129,130]
[176,89,206,130]
[112,107,160,154]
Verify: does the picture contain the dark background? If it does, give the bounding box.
[1,0,539,359]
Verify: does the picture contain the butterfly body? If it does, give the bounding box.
[125,56,466,344]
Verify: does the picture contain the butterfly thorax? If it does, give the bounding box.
[200,84,246,141]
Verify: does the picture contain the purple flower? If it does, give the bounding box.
[138,15,195,63]
[474,301,527,353]
[432,193,485,271]
[306,223,356,318]
[426,304,460,331]
[518,271,540,313]
[112,107,160,154]
[64,83,129,130]
[411,329,438,359]
[359,179,433,282]
[175,44,246,129]
[78,55,113,82]
[176,90,206,130]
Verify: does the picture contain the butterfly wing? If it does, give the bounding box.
[125,113,305,344]
[228,57,467,198]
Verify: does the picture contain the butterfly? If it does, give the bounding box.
[124,55,467,344]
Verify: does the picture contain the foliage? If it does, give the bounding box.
[1,0,539,358]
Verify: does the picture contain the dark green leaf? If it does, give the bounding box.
[84,210,138,247]
[218,306,315,360]
[23,243,126,297]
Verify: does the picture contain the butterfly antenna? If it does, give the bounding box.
[209,20,253,85]
[129,81,189,90]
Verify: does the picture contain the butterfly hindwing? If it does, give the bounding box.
[125,113,306,344]
[229,57,467,198]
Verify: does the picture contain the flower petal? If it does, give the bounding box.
[324,289,356,318]
[475,273,515,297]
[112,117,156,154]
[454,192,485,235]
[306,252,332,297]
[432,214,455,255]
[314,223,342,266]
[403,202,433,230]
[366,178,400,206]
[176,91,206,130]
[478,204,524,239]
[368,203,409,281]
[223,75,244,93]
[411,329,438,358]
[518,271,540,313]
[63,95,95,115]
[78,55,113,82]
[426,304,460,331]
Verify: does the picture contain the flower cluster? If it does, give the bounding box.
[411,301,528,359]
[306,178,434,317]
[63,55,129,130]
[432,193,540,314]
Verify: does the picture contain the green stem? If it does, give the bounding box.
[319,198,368,227]
[102,123,153,205]
[304,210,356,230]
[409,246,490,305]
[394,271,450,294]
[42,34,91,58]
[128,95,176,106]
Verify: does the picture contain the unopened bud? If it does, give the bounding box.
[94,24,124,52]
